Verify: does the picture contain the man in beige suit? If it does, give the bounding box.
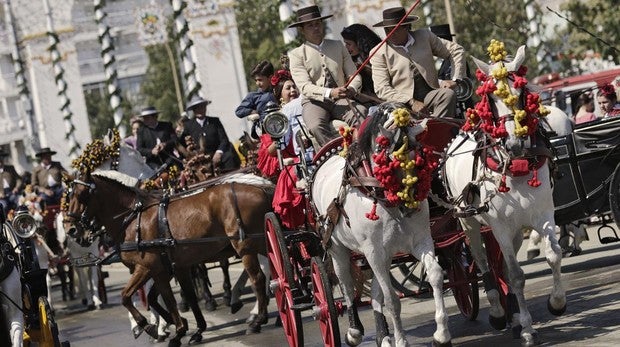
[288,5,366,146]
[31,147,67,207]
[371,7,466,118]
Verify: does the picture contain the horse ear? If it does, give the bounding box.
[505,45,526,72]
[102,129,113,146]
[471,56,490,76]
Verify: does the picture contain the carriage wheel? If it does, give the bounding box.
[265,212,303,347]
[447,241,479,321]
[310,256,341,347]
[38,296,61,347]
[389,261,428,297]
[609,164,620,224]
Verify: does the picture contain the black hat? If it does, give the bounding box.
[140,106,160,117]
[430,24,455,41]
[287,5,333,28]
[373,7,419,28]
[186,97,212,110]
[35,147,57,157]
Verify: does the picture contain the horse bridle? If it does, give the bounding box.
[63,178,96,238]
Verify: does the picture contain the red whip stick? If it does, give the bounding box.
[344,0,423,88]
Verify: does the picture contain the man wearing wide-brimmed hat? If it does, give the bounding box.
[371,7,466,118]
[31,147,67,206]
[135,106,178,169]
[287,5,367,146]
[0,148,23,211]
[181,97,240,172]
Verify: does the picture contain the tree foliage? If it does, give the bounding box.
[140,42,183,123]
[84,89,132,139]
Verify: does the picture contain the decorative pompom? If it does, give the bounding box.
[528,169,541,187]
[498,174,510,192]
[365,201,380,220]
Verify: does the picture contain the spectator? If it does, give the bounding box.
[123,116,143,149]
[135,106,178,170]
[31,147,67,207]
[182,97,240,173]
[0,148,23,212]
[597,83,620,118]
[574,91,597,124]
[288,5,366,146]
[371,7,466,118]
[235,60,277,120]
[340,23,382,107]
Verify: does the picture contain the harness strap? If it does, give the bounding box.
[230,182,246,242]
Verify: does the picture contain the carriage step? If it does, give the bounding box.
[600,237,620,244]
[291,303,314,311]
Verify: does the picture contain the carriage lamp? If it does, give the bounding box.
[455,78,474,102]
[263,109,289,139]
[11,208,38,239]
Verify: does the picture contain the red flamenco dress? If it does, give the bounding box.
[256,133,305,229]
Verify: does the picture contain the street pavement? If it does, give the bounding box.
[52,222,620,346]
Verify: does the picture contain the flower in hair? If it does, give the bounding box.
[271,69,292,87]
[600,84,616,98]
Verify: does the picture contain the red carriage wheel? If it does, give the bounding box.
[447,240,479,321]
[264,212,303,347]
[310,256,341,347]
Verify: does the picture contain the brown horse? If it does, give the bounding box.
[63,170,274,346]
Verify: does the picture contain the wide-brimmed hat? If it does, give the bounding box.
[186,97,212,110]
[139,106,160,117]
[287,5,333,28]
[35,147,57,157]
[373,7,419,28]
[430,24,455,41]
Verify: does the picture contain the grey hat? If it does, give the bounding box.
[186,97,212,110]
[373,7,419,28]
[287,5,333,28]
[140,106,160,117]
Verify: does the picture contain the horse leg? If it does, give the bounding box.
[462,217,506,329]
[537,217,567,315]
[176,266,207,344]
[150,272,187,347]
[197,264,217,312]
[242,254,272,324]
[121,265,158,339]
[329,245,364,346]
[239,253,268,334]
[370,277,391,347]
[75,265,89,306]
[220,257,232,306]
[4,269,24,347]
[230,269,248,314]
[89,265,103,309]
[525,229,542,260]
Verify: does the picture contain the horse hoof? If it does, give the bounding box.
[132,326,143,339]
[526,250,540,260]
[189,331,203,344]
[245,323,261,334]
[489,314,506,330]
[432,339,453,347]
[512,325,522,339]
[521,331,539,347]
[205,299,217,312]
[167,339,182,347]
[547,296,567,316]
[345,329,363,346]
[274,316,282,327]
[144,324,158,339]
[156,335,168,343]
[230,301,244,314]
[377,336,391,347]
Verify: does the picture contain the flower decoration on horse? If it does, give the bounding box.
[462,39,552,192]
[361,107,436,220]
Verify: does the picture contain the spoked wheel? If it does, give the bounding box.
[446,241,479,321]
[310,256,341,347]
[609,164,620,224]
[265,212,303,347]
[389,260,429,297]
[38,296,61,347]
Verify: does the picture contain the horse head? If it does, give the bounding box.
[61,172,95,240]
[468,41,550,158]
[355,102,435,211]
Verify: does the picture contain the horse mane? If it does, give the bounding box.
[92,170,139,187]
[357,102,405,154]
[222,173,275,188]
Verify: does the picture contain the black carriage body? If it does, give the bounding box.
[551,117,620,225]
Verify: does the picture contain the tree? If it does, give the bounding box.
[84,88,133,139]
[140,42,183,123]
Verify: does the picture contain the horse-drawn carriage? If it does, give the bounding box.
[550,116,620,243]
[1,205,69,346]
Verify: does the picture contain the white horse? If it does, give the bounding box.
[0,230,23,347]
[442,42,566,346]
[311,103,451,347]
[55,212,102,309]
